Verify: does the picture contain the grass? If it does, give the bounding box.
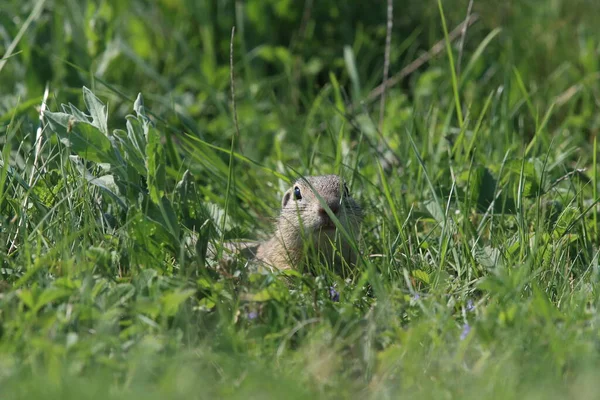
[1,0,600,398]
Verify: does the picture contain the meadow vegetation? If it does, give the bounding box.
[1,0,600,398]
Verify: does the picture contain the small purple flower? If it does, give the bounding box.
[247,311,258,320]
[460,323,471,340]
[329,286,340,302]
[412,293,421,301]
[466,299,475,312]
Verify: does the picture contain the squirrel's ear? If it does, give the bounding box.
[282,189,292,208]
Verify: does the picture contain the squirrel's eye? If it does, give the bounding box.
[343,183,350,197]
[293,186,302,200]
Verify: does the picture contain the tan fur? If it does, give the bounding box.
[255,175,363,271]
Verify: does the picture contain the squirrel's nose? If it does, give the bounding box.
[319,202,340,218]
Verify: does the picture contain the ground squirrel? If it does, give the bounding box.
[253,174,363,271]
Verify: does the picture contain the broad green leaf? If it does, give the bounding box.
[196,298,216,311]
[46,111,119,165]
[104,284,136,309]
[532,284,561,321]
[135,299,162,320]
[472,245,502,269]
[145,196,180,245]
[34,288,74,313]
[17,289,35,309]
[553,206,580,237]
[83,86,108,135]
[133,92,148,120]
[242,284,288,302]
[63,103,91,123]
[125,117,147,155]
[160,289,196,316]
[146,125,166,204]
[68,156,126,209]
[133,269,159,292]
[113,126,146,176]
[463,166,498,212]
[412,269,430,284]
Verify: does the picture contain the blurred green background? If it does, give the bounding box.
[4,0,600,155]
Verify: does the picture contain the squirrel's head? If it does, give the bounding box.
[279,175,363,240]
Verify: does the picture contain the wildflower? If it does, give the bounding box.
[329,286,340,302]
[412,293,421,301]
[247,311,258,320]
[460,323,471,340]
[466,299,475,312]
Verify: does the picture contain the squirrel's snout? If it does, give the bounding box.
[318,202,340,219]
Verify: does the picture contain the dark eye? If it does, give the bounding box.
[343,183,350,197]
[293,186,302,200]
